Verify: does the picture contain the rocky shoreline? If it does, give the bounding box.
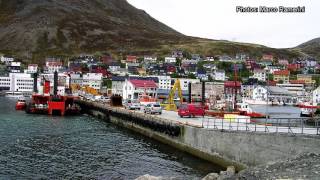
[136,153,320,180]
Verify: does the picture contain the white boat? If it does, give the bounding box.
[299,102,319,117]
[243,99,268,105]
[5,91,24,98]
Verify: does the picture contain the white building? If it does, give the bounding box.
[108,63,121,73]
[0,76,11,91]
[8,73,34,92]
[214,70,226,81]
[144,56,157,63]
[82,73,103,91]
[164,57,176,64]
[0,56,14,64]
[306,59,317,67]
[25,64,38,74]
[45,60,63,73]
[276,83,305,96]
[252,86,293,103]
[8,62,21,73]
[173,78,200,91]
[312,86,320,104]
[155,76,171,90]
[252,69,266,82]
[112,76,126,96]
[122,79,158,100]
[70,74,83,86]
[265,66,281,74]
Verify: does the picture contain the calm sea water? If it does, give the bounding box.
[251,105,301,118]
[0,97,221,179]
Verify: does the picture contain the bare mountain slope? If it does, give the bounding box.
[0,0,186,55]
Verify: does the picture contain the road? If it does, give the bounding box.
[95,101,320,135]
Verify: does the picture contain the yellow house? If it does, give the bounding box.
[273,70,290,83]
[297,74,315,84]
[137,68,146,76]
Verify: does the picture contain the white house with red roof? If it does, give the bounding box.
[25,64,38,74]
[45,58,63,73]
[126,56,137,63]
[123,79,158,100]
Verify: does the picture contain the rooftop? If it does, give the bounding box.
[129,80,157,88]
[274,70,290,76]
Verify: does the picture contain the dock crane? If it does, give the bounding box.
[165,79,183,111]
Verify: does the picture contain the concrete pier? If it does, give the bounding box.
[76,100,320,171]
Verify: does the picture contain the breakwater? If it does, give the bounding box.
[76,100,320,172]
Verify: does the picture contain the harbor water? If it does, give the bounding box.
[0,97,221,179]
[251,105,301,119]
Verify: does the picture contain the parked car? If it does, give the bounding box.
[100,96,110,103]
[144,103,162,114]
[178,104,205,118]
[123,99,141,110]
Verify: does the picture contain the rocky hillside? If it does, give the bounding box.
[0,0,187,57]
[0,0,307,61]
[297,37,320,60]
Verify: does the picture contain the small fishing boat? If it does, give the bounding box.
[15,97,27,110]
[299,103,320,117]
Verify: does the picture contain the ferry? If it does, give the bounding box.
[25,72,80,116]
[15,97,27,110]
[5,91,24,98]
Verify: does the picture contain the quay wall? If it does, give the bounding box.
[76,100,320,171]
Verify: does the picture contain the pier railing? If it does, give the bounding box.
[202,117,320,135]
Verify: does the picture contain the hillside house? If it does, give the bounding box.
[287,64,302,72]
[82,73,103,91]
[108,62,121,73]
[144,56,157,63]
[171,50,183,58]
[297,74,315,86]
[112,76,126,96]
[0,56,14,64]
[126,56,137,63]
[197,69,208,81]
[273,70,290,83]
[252,68,266,82]
[241,78,259,98]
[7,62,21,73]
[122,79,158,100]
[25,64,38,74]
[45,58,63,73]
[313,86,320,104]
[165,57,176,64]
[265,65,281,74]
[278,59,289,66]
[214,70,226,81]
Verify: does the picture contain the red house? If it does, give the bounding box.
[287,64,301,72]
[126,56,137,63]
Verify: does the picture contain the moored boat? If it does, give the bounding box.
[299,103,320,117]
[237,102,266,118]
[15,97,26,110]
[5,91,24,98]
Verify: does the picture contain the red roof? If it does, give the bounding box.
[126,56,137,62]
[224,81,241,87]
[262,54,273,60]
[129,80,157,88]
[289,80,305,84]
[267,80,277,86]
[273,70,290,76]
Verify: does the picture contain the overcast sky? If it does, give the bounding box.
[127,0,320,48]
